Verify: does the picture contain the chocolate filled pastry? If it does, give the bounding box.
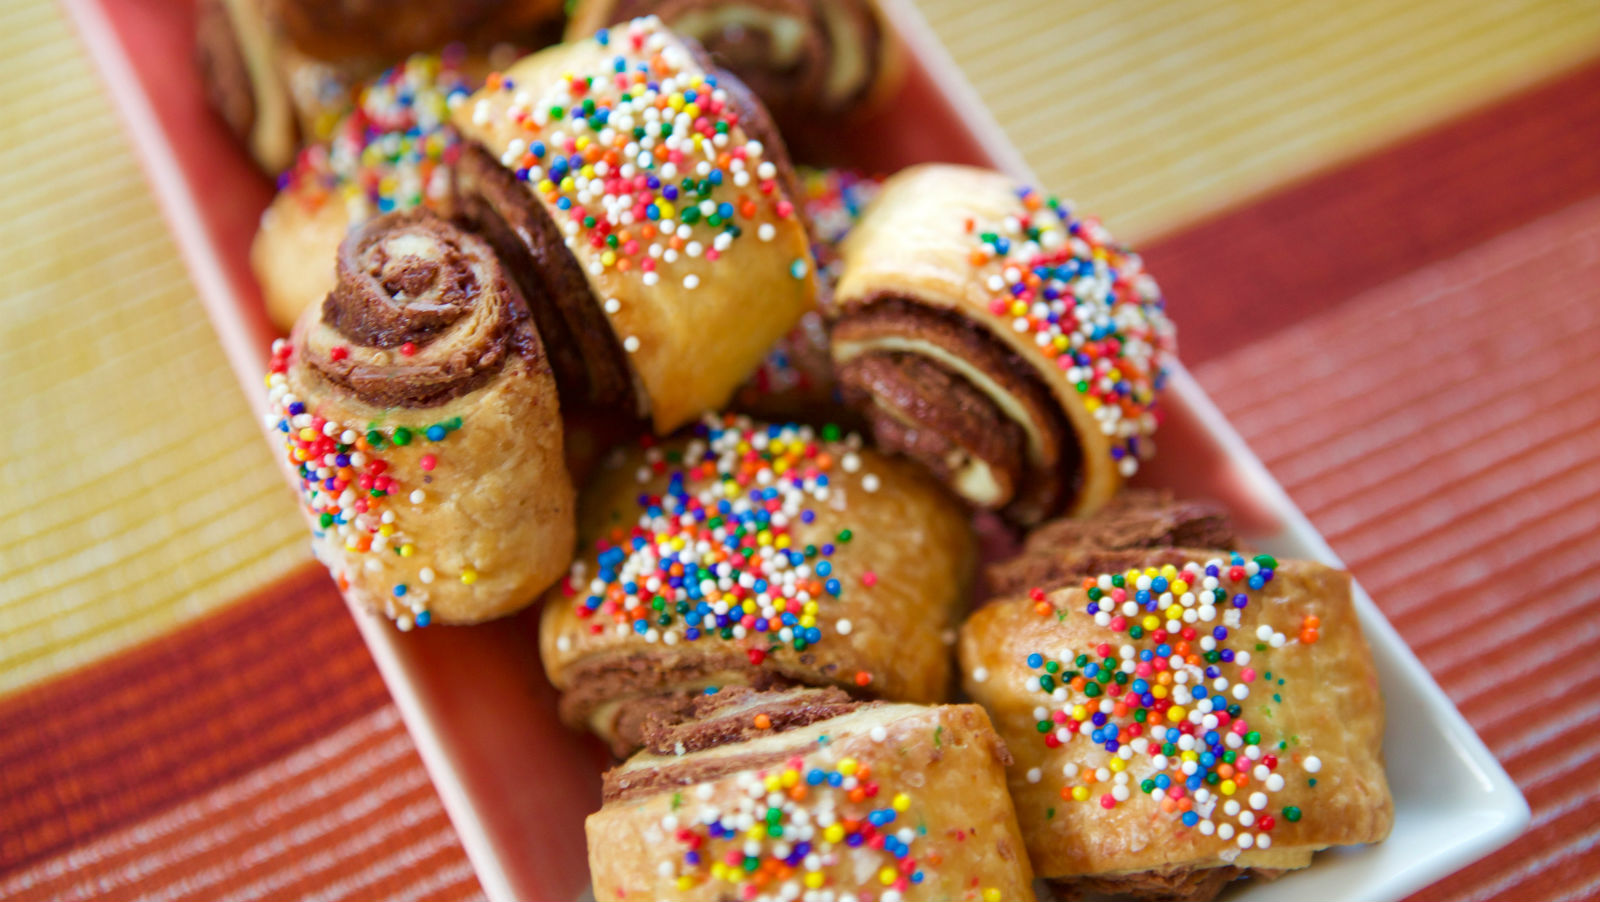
[563,0,901,132]
[830,164,1178,524]
[196,0,558,173]
[986,489,1238,598]
[735,168,882,424]
[959,547,1392,900]
[251,54,477,331]
[539,415,975,755]
[265,209,574,627]
[452,16,820,430]
[589,687,1037,902]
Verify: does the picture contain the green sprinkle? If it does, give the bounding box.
[392,427,412,446]
[1283,806,1302,822]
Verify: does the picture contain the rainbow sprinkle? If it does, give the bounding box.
[561,416,875,666]
[966,188,1175,477]
[1012,553,1316,850]
[266,339,470,629]
[470,17,807,290]
[801,167,882,279]
[279,53,472,221]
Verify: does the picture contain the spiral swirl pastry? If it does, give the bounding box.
[538,414,974,755]
[565,0,900,130]
[830,164,1178,525]
[266,210,574,627]
[452,17,819,432]
[250,54,478,332]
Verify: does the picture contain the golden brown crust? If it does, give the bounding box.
[266,210,574,625]
[452,20,819,433]
[832,163,1176,523]
[539,416,975,753]
[958,552,1392,888]
[588,700,1036,902]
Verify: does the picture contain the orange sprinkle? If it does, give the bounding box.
[753,713,771,730]
[1034,601,1053,617]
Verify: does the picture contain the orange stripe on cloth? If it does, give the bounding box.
[0,565,395,875]
[1193,194,1600,902]
[0,706,482,902]
[1145,57,1600,366]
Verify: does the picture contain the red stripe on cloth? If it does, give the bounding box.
[1146,58,1600,366]
[1194,194,1600,901]
[0,564,396,875]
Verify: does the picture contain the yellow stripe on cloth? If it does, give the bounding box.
[915,0,1600,240]
[0,2,307,696]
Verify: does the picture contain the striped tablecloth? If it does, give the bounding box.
[3,0,1598,899]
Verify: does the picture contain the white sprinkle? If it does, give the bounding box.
[861,474,880,493]
[1304,755,1322,773]
[624,336,641,353]
[870,726,887,742]
[557,636,571,653]
[419,568,435,584]
[836,618,853,635]
[409,490,425,504]
[683,274,700,289]
[758,223,776,241]
[971,667,989,683]
[604,297,621,314]
[1026,768,1042,784]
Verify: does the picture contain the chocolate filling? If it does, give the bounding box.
[456,141,636,413]
[1050,866,1257,902]
[987,491,1236,597]
[640,686,862,755]
[834,297,1083,522]
[308,209,542,407]
[556,648,798,755]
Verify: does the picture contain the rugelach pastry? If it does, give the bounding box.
[563,0,901,133]
[265,209,574,627]
[251,54,476,331]
[589,687,1037,902]
[196,0,558,172]
[539,415,975,754]
[830,163,1177,524]
[451,16,820,430]
[959,546,1392,900]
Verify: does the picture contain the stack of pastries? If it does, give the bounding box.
[229,4,1391,899]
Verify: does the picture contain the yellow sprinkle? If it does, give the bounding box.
[1167,705,1187,723]
[984,890,1002,902]
[676,875,694,891]
[803,601,818,616]
[824,824,845,844]
[684,102,700,118]
[892,793,910,812]
[710,863,728,881]
[1221,779,1237,796]
[878,867,896,886]
[799,615,815,629]
[601,250,617,266]
[1108,758,1127,773]
[378,524,395,537]
[804,872,824,889]
[580,165,595,180]
[781,769,799,788]
[399,544,414,557]
[656,201,675,219]
[775,535,791,549]
[837,758,858,777]
[460,569,477,585]
[1010,301,1027,316]
[1173,580,1189,594]
[298,427,318,441]
[757,532,772,547]
[1152,686,1169,700]
[559,176,576,191]
[1165,604,1183,620]
[1182,750,1199,762]
[537,179,555,193]
[1071,785,1090,801]
[1142,615,1160,631]
[575,136,591,150]
[1072,705,1089,721]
